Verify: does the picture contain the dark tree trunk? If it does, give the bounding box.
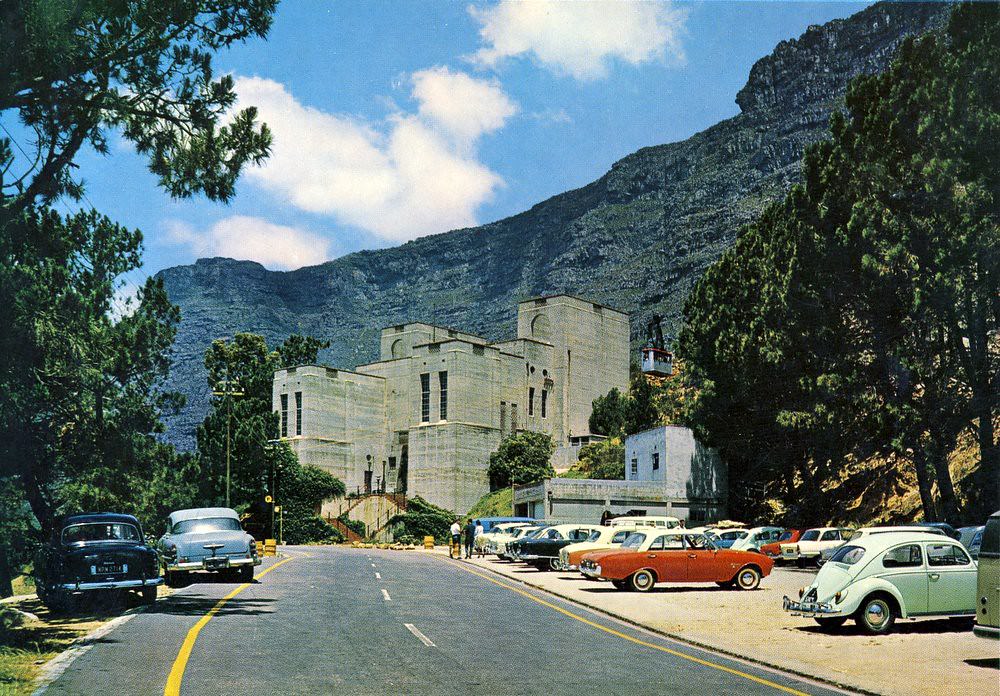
[0,547,13,599]
[911,448,938,522]
[928,435,959,522]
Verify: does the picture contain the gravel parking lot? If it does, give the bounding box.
[462,555,998,696]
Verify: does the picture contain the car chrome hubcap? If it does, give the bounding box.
[741,572,754,586]
[866,602,886,626]
[638,574,650,588]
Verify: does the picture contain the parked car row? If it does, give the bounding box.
[34,507,262,613]
[481,516,775,593]
[474,512,1000,640]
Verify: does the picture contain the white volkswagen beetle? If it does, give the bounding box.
[783,531,977,634]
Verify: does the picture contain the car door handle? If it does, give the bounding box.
[929,573,940,581]
[647,554,657,559]
[688,554,697,558]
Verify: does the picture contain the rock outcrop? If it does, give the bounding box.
[157,2,949,449]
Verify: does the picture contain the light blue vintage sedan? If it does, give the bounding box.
[783,531,977,634]
[158,507,260,585]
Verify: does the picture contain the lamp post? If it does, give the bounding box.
[212,377,244,508]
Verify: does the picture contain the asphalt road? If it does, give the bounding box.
[41,547,851,696]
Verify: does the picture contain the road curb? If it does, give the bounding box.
[448,556,877,696]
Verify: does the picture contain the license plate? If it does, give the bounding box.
[93,563,124,575]
[204,557,229,569]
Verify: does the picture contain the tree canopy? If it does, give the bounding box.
[678,2,998,523]
[487,431,556,490]
[0,0,274,221]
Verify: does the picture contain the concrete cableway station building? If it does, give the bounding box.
[514,425,727,525]
[272,295,630,515]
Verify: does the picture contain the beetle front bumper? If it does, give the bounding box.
[60,577,163,592]
[782,596,840,617]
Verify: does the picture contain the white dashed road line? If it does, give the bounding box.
[381,589,392,601]
[404,623,436,647]
[375,572,382,580]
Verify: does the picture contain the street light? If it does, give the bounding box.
[212,377,244,508]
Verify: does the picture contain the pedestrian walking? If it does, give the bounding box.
[463,518,476,558]
[449,518,461,558]
[474,519,485,557]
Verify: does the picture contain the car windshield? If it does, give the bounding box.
[621,533,646,550]
[586,530,602,542]
[62,522,140,544]
[801,530,821,541]
[171,517,242,534]
[777,531,794,542]
[830,545,865,565]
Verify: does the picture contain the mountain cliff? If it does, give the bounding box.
[157,2,949,449]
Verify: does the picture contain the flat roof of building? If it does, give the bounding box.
[519,293,628,316]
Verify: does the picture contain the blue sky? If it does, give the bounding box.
[64,1,872,284]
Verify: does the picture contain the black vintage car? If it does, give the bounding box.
[512,525,602,570]
[35,512,163,612]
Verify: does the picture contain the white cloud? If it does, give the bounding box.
[233,71,517,242]
[412,66,517,146]
[468,0,686,80]
[167,216,332,270]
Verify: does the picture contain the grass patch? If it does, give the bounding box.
[466,488,513,520]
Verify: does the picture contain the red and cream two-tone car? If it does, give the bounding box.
[579,529,774,592]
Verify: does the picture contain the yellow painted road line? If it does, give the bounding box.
[163,557,293,696]
[443,558,809,696]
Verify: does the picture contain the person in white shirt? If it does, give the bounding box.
[449,519,461,558]
[473,520,485,557]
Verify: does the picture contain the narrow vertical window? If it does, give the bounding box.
[511,403,519,431]
[280,394,288,437]
[528,387,535,416]
[541,389,547,418]
[652,452,659,471]
[420,373,430,422]
[438,371,448,421]
[294,391,302,436]
[500,402,507,435]
[630,458,638,478]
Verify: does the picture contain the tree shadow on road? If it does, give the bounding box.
[147,596,277,617]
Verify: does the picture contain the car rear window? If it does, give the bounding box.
[801,530,821,541]
[831,545,865,565]
[172,517,242,534]
[62,523,140,544]
[778,531,794,542]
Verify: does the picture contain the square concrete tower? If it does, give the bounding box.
[516,295,630,444]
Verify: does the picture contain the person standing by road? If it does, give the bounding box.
[463,518,476,559]
[473,519,484,556]
[450,518,461,558]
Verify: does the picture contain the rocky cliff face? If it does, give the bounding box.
[157,2,949,449]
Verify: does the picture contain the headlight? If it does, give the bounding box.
[834,590,847,604]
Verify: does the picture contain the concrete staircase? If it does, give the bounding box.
[325,493,407,542]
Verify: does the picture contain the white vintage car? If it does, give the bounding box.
[780,527,852,567]
[783,531,977,634]
[557,525,641,571]
[475,522,532,554]
[489,524,544,558]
